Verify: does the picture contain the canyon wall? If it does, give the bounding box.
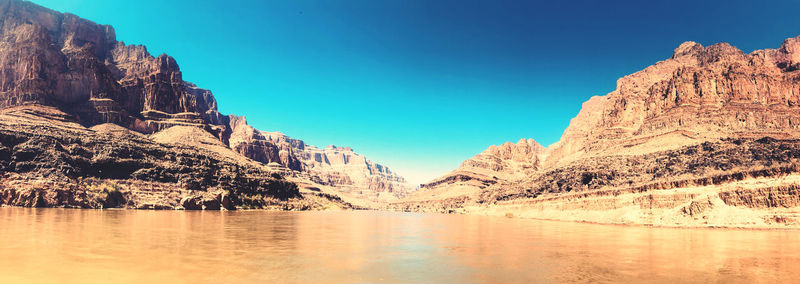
[0,0,223,134]
[548,38,800,165]
[0,0,410,208]
[227,116,410,196]
[411,36,800,228]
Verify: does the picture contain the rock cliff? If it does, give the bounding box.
[411,36,800,228]
[0,0,223,134]
[548,37,800,165]
[422,138,544,191]
[0,105,355,210]
[0,0,410,209]
[227,116,411,198]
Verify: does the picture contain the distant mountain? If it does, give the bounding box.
[0,0,410,209]
[404,35,800,228]
[226,115,410,199]
[422,138,545,191]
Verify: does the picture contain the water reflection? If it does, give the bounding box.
[0,208,798,283]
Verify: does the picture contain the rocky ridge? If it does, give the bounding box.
[0,105,355,210]
[548,37,800,165]
[422,138,545,191]
[226,116,411,200]
[409,36,800,228]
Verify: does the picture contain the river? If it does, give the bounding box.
[0,207,798,283]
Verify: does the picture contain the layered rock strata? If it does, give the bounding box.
[0,0,410,207]
[410,36,800,228]
[227,117,411,198]
[0,105,355,210]
[422,138,545,191]
[548,37,800,166]
[0,0,224,134]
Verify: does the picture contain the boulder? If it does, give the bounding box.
[180,196,202,210]
[202,197,221,210]
[219,192,235,210]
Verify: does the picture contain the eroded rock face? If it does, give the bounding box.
[548,37,800,165]
[227,116,303,171]
[0,105,310,210]
[0,0,410,199]
[298,143,408,193]
[0,0,220,133]
[427,36,800,191]
[226,115,410,194]
[462,138,544,177]
[412,35,800,228]
[423,138,544,190]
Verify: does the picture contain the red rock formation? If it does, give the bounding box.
[227,115,303,171]
[548,37,800,165]
[428,35,800,191]
[423,138,544,190]
[0,0,410,198]
[226,116,409,194]
[413,36,800,227]
[0,0,219,133]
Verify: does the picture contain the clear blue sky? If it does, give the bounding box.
[32,0,800,185]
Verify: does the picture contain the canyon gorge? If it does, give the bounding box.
[2,0,800,229]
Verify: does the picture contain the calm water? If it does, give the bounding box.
[1,208,799,283]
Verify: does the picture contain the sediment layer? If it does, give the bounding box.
[408,35,800,228]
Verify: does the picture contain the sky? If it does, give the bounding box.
[32,0,800,185]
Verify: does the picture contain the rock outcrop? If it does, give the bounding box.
[410,36,800,228]
[422,138,545,191]
[0,0,410,208]
[0,105,355,210]
[548,37,800,166]
[227,116,303,171]
[0,0,222,134]
[297,143,408,194]
[226,116,411,198]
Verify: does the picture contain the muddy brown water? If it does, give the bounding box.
[1,207,798,283]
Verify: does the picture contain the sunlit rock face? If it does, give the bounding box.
[411,36,800,228]
[427,35,800,191]
[0,0,221,133]
[296,144,408,193]
[422,138,545,191]
[226,115,410,194]
[227,116,304,172]
[0,0,411,198]
[459,138,546,177]
[547,37,800,166]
